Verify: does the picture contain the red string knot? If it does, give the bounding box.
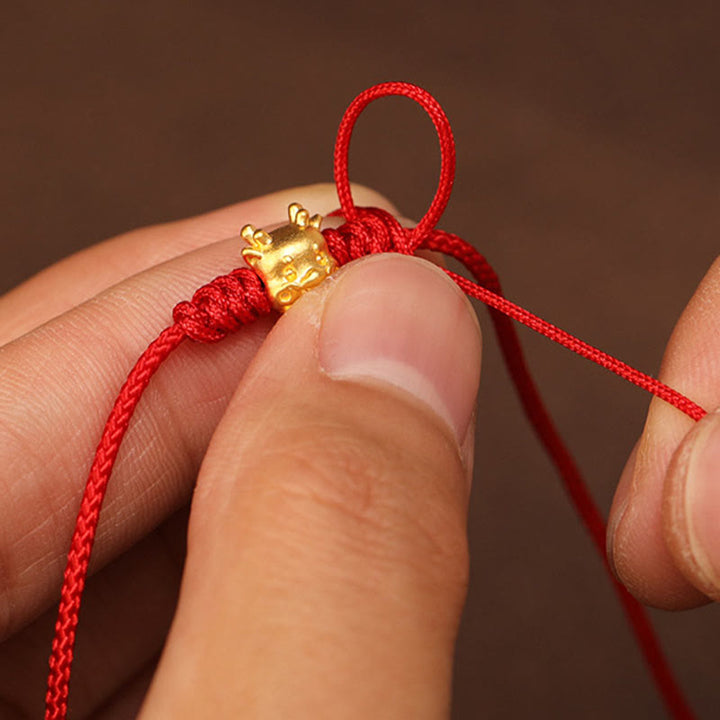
[172,267,272,342]
[323,207,419,265]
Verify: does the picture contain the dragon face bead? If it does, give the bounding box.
[241,203,339,312]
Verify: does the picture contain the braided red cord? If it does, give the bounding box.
[45,325,185,719]
[322,205,698,719]
[423,230,697,719]
[333,82,455,248]
[330,83,699,719]
[45,82,701,719]
[45,268,270,718]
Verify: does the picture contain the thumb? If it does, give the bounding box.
[663,409,720,602]
[141,253,482,719]
[607,257,720,608]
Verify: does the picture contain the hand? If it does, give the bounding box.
[608,256,720,610]
[0,183,481,718]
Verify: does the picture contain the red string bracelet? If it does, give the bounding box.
[45,81,703,719]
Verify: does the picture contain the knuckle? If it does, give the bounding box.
[251,412,469,592]
[347,182,399,213]
[0,422,48,642]
[256,421,395,526]
[295,182,397,217]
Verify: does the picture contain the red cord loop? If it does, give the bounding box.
[333,81,456,250]
[45,81,702,720]
[172,267,272,342]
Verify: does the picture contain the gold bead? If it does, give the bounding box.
[241,203,338,312]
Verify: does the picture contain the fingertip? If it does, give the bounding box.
[318,253,482,448]
[607,443,637,577]
[609,425,710,610]
[344,182,403,215]
[272,181,401,218]
[663,410,720,603]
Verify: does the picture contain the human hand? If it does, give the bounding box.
[608,257,720,610]
[0,183,481,718]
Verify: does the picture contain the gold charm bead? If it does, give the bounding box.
[241,203,339,312]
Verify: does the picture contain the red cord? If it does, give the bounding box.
[45,325,185,720]
[45,268,271,718]
[46,82,701,719]
[334,82,456,248]
[424,230,697,718]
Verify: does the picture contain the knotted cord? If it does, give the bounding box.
[46,82,700,719]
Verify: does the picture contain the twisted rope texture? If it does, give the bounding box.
[45,269,271,718]
[46,82,701,719]
[331,207,701,718]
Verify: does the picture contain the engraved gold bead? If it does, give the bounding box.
[241,203,338,312]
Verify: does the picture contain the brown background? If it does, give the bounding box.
[2,1,720,717]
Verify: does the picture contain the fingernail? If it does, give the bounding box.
[319,254,482,443]
[681,412,720,590]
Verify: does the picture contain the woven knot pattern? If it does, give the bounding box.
[323,207,417,265]
[173,267,272,342]
[46,80,701,720]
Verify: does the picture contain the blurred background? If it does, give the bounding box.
[2,1,719,717]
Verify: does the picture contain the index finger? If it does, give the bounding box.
[607,256,720,608]
[0,184,394,344]
[0,184,397,637]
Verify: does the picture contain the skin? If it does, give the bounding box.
[0,180,714,718]
[607,255,720,609]
[0,183,478,719]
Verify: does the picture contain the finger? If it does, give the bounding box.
[0,184,393,344]
[0,186,396,638]
[0,508,186,719]
[607,256,720,608]
[92,661,156,720]
[141,255,481,719]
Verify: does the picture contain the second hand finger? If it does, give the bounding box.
[0,508,187,718]
[608,256,720,607]
[0,234,270,640]
[0,188,398,642]
[0,184,393,345]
